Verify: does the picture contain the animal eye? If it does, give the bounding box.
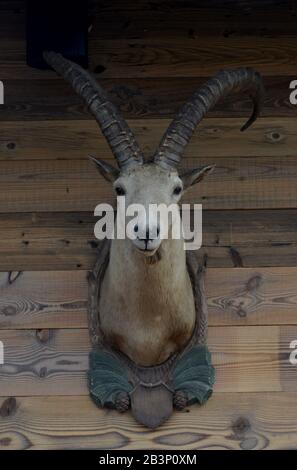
[115,186,126,196]
[173,186,182,196]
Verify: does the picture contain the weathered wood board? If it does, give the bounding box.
[0,210,296,270]
[1,118,297,160]
[0,156,296,211]
[0,325,295,396]
[1,267,297,329]
[1,392,297,450]
[1,77,296,121]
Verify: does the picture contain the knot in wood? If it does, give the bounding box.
[0,397,17,418]
[2,305,17,317]
[6,142,16,150]
[36,329,51,343]
[246,274,263,292]
[232,416,251,436]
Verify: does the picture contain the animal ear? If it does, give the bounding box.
[89,156,120,183]
[180,165,215,189]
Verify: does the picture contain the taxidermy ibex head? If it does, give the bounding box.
[44,51,263,256]
[44,51,263,369]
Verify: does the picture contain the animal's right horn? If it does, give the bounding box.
[43,51,143,170]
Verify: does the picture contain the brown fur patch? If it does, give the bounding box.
[106,332,125,352]
[170,327,193,352]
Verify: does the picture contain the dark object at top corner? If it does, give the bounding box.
[26,0,88,69]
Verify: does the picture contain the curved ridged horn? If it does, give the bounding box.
[43,51,143,169]
[154,68,264,170]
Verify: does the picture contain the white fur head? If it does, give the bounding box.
[90,157,214,256]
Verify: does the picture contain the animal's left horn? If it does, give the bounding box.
[154,68,264,170]
[43,51,143,169]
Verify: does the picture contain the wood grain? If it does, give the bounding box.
[1,266,297,329]
[95,0,293,13]
[207,267,297,325]
[1,76,296,121]
[0,210,296,271]
[1,1,297,80]
[0,270,87,329]
[0,212,96,271]
[1,118,297,160]
[5,0,295,39]
[91,8,297,39]
[0,156,297,212]
[1,392,297,450]
[0,325,294,395]
[89,36,297,78]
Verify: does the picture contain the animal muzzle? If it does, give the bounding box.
[133,224,161,254]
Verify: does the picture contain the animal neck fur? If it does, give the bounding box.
[109,235,186,289]
[99,224,196,365]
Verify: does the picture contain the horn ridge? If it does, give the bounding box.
[43,51,143,169]
[154,68,264,170]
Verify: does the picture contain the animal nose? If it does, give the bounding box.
[144,225,160,240]
[135,224,160,240]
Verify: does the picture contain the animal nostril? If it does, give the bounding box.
[134,224,138,233]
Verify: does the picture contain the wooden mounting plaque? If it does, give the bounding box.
[88,240,215,428]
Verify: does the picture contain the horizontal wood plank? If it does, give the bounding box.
[1,118,297,160]
[1,0,292,14]
[3,1,296,38]
[1,76,296,121]
[207,267,297,326]
[0,156,296,211]
[0,270,87,329]
[1,392,297,450]
[91,9,297,39]
[2,2,297,80]
[0,240,296,271]
[0,210,296,271]
[88,36,297,78]
[4,36,292,80]
[95,0,293,13]
[0,325,295,395]
[1,266,297,329]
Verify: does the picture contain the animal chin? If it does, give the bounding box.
[138,246,162,264]
[133,237,161,255]
[137,246,158,257]
[134,240,160,257]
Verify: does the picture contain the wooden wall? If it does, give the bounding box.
[0,0,297,449]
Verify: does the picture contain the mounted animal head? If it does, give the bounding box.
[44,51,264,255]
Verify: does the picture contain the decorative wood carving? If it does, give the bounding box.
[88,241,215,428]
